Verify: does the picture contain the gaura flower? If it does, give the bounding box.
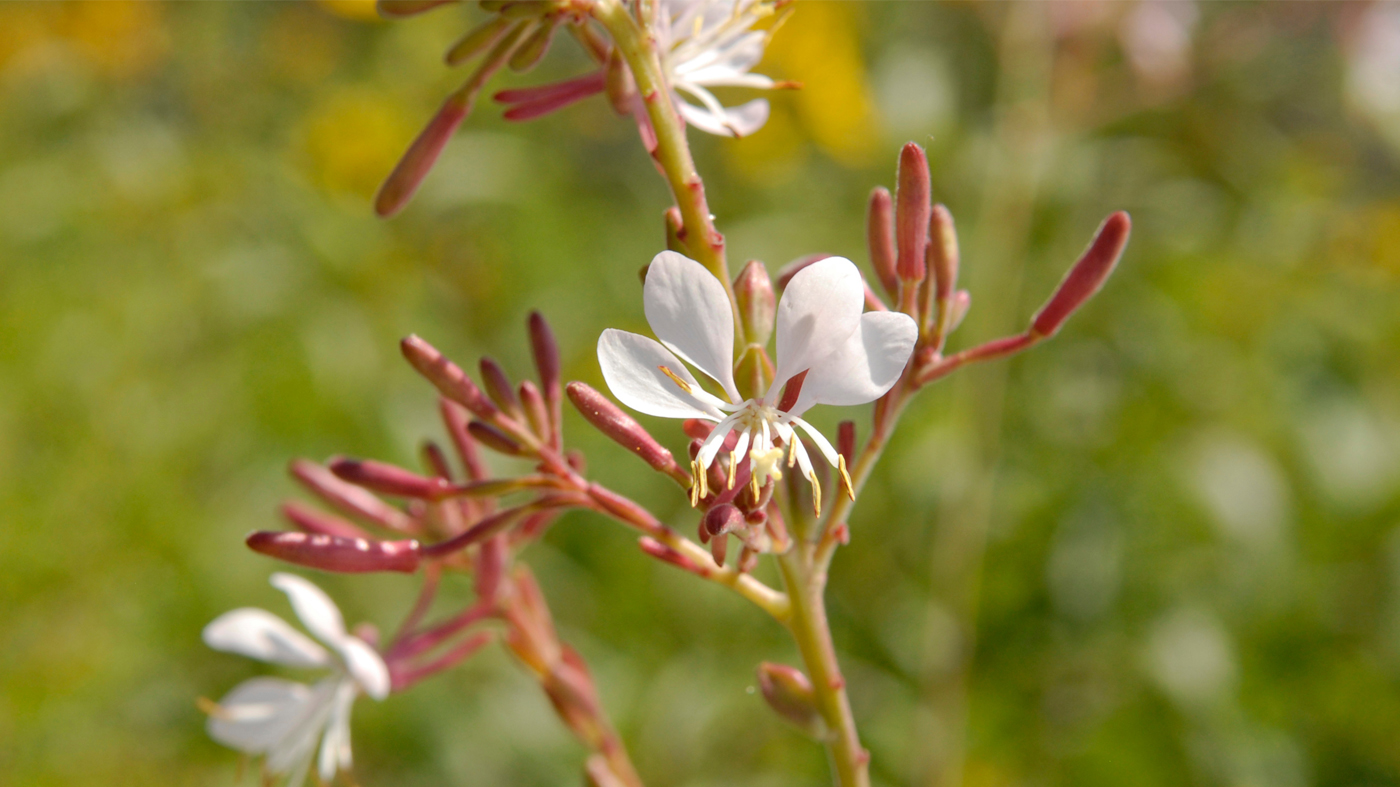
[598,251,917,514]
[202,573,390,787]
[660,0,788,137]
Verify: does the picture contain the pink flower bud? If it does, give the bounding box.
[734,261,776,346]
[280,502,372,540]
[247,531,421,574]
[520,380,550,440]
[837,421,856,464]
[474,535,508,601]
[468,420,524,455]
[479,356,520,414]
[290,459,414,532]
[375,96,470,218]
[401,335,499,420]
[703,504,744,537]
[508,20,557,73]
[1030,212,1131,337]
[527,311,561,405]
[497,71,606,121]
[420,439,454,480]
[330,457,456,499]
[440,399,489,480]
[927,203,959,302]
[757,662,825,737]
[445,17,512,66]
[895,142,931,283]
[866,186,898,297]
[567,382,679,475]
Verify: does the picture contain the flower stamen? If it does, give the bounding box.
[658,365,693,394]
[838,455,855,501]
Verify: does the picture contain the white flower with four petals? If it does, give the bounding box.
[660,0,784,137]
[599,251,917,513]
[202,573,389,787]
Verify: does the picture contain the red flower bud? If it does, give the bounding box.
[247,531,421,574]
[330,457,455,499]
[703,504,745,537]
[401,336,498,420]
[895,142,931,283]
[468,420,524,455]
[289,459,414,532]
[1030,212,1131,337]
[375,96,470,218]
[479,356,520,414]
[866,186,898,297]
[757,662,825,737]
[567,382,679,475]
[734,260,776,346]
[280,502,372,540]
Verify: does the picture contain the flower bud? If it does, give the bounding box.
[508,19,556,73]
[703,504,745,537]
[401,335,499,420]
[375,96,470,218]
[948,289,971,332]
[527,311,560,403]
[604,49,635,116]
[567,382,679,475]
[445,17,512,66]
[519,380,550,440]
[290,459,415,532]
[756,662,825,737]
[927,203,959,301]
[734,260,775,346]
[246,531,421,574]
[479,357,520,414]
[280,502,372,540]
[866,186,898,297]
[1030,212,1131,338]
[420,439,454,480]
[440,398,489,480]
[776,253,832,291]
[663,206,688,255]
[895,142,931,283]
[734,344,772,403]
[468,420,524,455]
[330,457,455,499]
[474,535,508,601]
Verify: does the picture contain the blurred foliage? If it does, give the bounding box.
[2,2,1400,786]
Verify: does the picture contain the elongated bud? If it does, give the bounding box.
[837,421,856,464]
[421,440,454,480]
[895,142,931,283]
[378,0,456,18]
[281,502,373,540]
[479,357,520,414]
[401,336,498,419]
[1030,212,1131,337]
[682,419,713,441]
[527,311,560,400]
[446,17,512,66]
[734,344,772,403]
[508,20,555,73]
[474,535,507,601]
[468,420,523,455]
[585,755,629,787]
[567,382,679,475]
[290,459,414,532]
[500,0,548,19]
[867,186,898,297]
[663,206,688,255]
[927,203,959,301]
[757,662,825,737]
[567,21,609,64]
[948,289,971,332]
[519,380,549,439]
[375,95,469,218]
[440,399,489,480]
[734,261,775,346]
[247,531,421,574]
[704,504,744,537]
[331,457,455,499]
[604,49,634,116]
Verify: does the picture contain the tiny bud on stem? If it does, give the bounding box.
[479,357,521,414]
[757,662,825,737]
[1030,212,1131,337]
[331,457,455,499]
[567,382,682,478]
[866,187,898,297]
[247,531,421,574]
[734,261,776,346]
[290,459,414,532]
[468,421,524,455]
[402,336,499,420]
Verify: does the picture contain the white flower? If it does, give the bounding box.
[598,251,917,514]
[660,0,784,137]
[202,573,390,787]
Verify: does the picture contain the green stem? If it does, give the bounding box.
[778,546,870,787]
[591,0,745,343]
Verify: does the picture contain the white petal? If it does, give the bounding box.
[266,679,339,777]
[769,257,865,400]
[643,251,740,402]
[598,329,726,420]
[679,30,767,82]
[338,637,390,700]
[789,311,918,416]
[206,677,314,754]
[318,681,358,782]
[678,96,770,138]
[203,609,332,669]
[271,573,347,649]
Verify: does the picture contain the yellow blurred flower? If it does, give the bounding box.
[317,0,385,23]
[0,1,168,79]
[302,89,416,199]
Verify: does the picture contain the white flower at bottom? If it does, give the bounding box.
[202,573,389,787]
[598,251,917,514]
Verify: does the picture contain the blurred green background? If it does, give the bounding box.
[3,1,1400,785]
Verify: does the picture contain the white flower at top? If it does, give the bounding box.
[202,573,390,787]
[599,251,917,513]
[660,0,784,137]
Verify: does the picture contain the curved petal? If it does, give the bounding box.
[643,251,740,401]
[679,31,767,82]
[598,329,726,420]
[788,311,917,416]
[265,678,339,778]
[203,609,332,669]
[206,677,314,754]
[271,573,347,649]
[677,96,769,138]
[769,257,866,400]
[318,681,358,782]
[338,637,390,700]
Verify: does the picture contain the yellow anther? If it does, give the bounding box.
[838,455,855,501]
[786,441,797,468]
[809,472,822,517]
[197,697,230,720]
[727,450,738,490]
[689,460,701,507]
[658,365,693,394]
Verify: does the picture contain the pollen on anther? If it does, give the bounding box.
[657,365,693,394]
